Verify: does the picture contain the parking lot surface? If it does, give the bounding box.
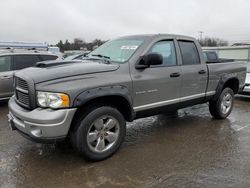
[1,98,250,188]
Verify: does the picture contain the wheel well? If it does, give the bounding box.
[73,95,134,123]
[223,78,239,94]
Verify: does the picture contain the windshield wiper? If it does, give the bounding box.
[91,54,111,59]
[83,56,111,64]
[86,54,111,64]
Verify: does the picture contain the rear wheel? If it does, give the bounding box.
[70,106,126,161]
[209,88,234,119]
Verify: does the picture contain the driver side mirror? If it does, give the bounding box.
[135,53,163,69]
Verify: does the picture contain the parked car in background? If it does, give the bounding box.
[203,51,234,63]
[0,50,58,100]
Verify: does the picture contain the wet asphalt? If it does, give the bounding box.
[0,97,250,188]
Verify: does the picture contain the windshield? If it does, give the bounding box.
[88,39,144,63]
[247,62,250,73]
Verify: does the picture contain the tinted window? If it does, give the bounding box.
[206,52,217,60]
[149,41,177,66]
[40,55,58,61]
[0,56,11,72]
[13,55,40,70]
[178,41,200,65]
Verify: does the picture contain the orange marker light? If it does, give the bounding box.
[60,94,70,107]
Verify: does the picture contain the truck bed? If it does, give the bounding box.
[206,61,247,94]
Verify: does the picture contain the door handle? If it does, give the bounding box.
[198,70,206,74]
[170,72,181,77]
[0,76,12,80]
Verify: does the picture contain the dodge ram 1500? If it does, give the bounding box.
[8,34,246,161]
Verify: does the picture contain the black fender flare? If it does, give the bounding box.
[212,75,239,101]
[73,85,134,113]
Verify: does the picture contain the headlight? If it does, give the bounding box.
[37,91,70,108]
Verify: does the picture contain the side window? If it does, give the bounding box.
[13,55,40,70]
[40,55,58,61]
[0,56,11,72]
[178,41,200,65]
[149,40,177,66]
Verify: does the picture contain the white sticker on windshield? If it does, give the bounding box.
[121,45,138,50]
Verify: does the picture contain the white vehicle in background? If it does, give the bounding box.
[243,63,250,93]
[48,46,63,59]
[48,46,60,53]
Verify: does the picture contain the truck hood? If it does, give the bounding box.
[15,60,120,84]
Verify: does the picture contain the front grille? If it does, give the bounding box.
[16,78,29,90]
[16,90,30,107]
[15,77,31,108]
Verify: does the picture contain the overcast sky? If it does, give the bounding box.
[1,0,250,44]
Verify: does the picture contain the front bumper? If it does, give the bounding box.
[8,97,77,143]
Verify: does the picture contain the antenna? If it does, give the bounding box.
[198,31,204,41]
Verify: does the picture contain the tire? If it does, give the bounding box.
[209,87,234,119]
[70,106,126,161]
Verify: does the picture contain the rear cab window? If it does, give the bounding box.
[13,55,40,70]
[178,41,200,65]
[0,56,11,72]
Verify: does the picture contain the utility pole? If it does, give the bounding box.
[198,31,204,41]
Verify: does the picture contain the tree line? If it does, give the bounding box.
[198,37,228,47]
[56,38,106,52]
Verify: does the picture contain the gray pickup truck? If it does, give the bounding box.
[8,34,246,161]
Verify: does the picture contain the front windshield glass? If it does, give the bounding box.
[88,39,144,63]
[247,62,250,73]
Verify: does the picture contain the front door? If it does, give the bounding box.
[131,40,181,111]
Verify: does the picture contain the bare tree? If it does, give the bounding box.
[56,38,106,52]
[198,37,228,47]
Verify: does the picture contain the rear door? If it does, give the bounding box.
[0,55,14,98]
[131,40,181,111]
[178,40,208,103]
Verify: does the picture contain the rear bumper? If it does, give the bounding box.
[8,96,77,143]
[243,84,250,93]
[238,83,250,95]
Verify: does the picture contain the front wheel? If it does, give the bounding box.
[70,106,126,161]
[209,88,234,119]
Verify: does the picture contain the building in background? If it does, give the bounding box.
[202,45,250,62]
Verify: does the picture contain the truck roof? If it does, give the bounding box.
[117,34,196,41]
